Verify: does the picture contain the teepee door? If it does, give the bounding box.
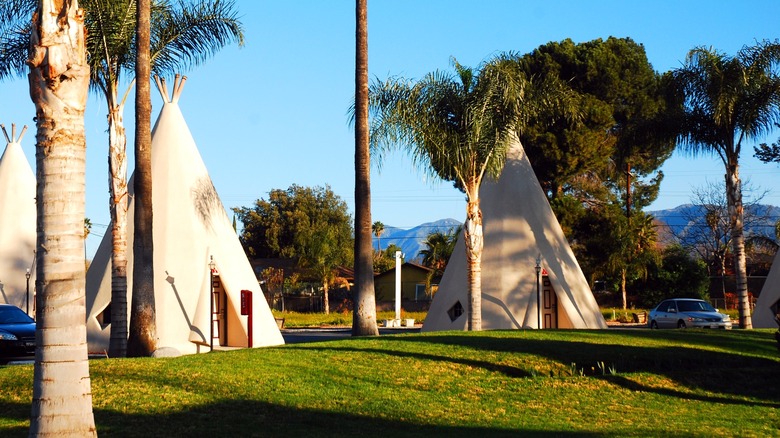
[542,275,558,328]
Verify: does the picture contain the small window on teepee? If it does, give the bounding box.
[447,301,464,322]
[96,303,112,328]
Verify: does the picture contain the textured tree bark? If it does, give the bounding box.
[464,199,483,331]
[726,167,752,329]
[352,0,379,336]
[128,0,157,356]
[27,0,97,435]
[108,100,129,358]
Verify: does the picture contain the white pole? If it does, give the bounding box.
[395,251,403,321]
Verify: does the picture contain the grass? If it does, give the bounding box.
[272,310,428,327]
[1,329,778,437]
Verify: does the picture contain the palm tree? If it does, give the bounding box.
[671,40,780,329]
[27,0,96,434]
[369,55,562,330]
[352,0,378,336]
[128,0,156,357]
[0,0,244,357]
[419,227,459,275]
[372,221,385,251]
[419,227,459,298]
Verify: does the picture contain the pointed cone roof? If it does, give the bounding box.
[0,124,36,312]
[422,136,607,331]
[753,251,780,327]
[86,75,283,354]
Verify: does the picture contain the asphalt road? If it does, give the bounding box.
[281,327,420,344]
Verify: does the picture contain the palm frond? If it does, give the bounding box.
[150,0,244,75]
[0,0,34,81]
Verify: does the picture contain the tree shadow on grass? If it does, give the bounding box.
[359,332,780,406]
[285,343,531,378]
[0,399,603,438]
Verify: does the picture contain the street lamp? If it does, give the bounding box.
[25,268,31,316]
[535,255,541,329]
[209,255,216,351]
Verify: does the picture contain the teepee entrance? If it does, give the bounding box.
[541,274,558,329]
[211,273,228,346]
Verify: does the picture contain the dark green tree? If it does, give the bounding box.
[631,245,710,308]
[517,37,675,207]
[754,123,780,163]
[515,38,676,297]
[670,40,780,328]
[234,185,354,314]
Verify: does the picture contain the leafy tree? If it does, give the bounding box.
[582,204,658,309]
[0,0,244,357]
[670,40,780,328]
[754,123,780,163]
[516,37,674,205]
[234,185,354,314]
[353,0,378,335]
[27,0,96,433]
[632,245,709,308]
[369,54,572,330]
[373,244,402,274]
[514,38,675,298]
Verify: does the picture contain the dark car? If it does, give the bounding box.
[0,304,36,364]
[648,298,732,329]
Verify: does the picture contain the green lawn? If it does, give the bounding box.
[1,329,778,437]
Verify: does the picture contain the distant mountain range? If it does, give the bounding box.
[377,204,780,261]
[650,204,780,240]
[374,218,462,262]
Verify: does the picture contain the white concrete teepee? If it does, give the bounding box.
[753,252,780,327]
[85,75,284,354]
[422,136,607,331]
[0,124,36,316]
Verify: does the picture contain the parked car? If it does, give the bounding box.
[648,298,732,329]
[0,304,36,364]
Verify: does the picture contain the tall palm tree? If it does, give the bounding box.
[27,0,96,434]
[0,0,244,357]
[671,40,780,329]
[370,56,562,330]
[372,221,384,251]
[128,0,156,357]
[352,0,378,336]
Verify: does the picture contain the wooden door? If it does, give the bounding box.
[542,276,558,329]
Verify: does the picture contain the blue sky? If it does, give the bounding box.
[1,0,779,258]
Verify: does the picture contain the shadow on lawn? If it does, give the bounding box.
[0,399,601,438]
[326,331,780,407]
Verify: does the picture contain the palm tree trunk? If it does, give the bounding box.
[128,0,157,356]
[323,281,330,315]
[108,100,129,358]
[621,268,628,310]
[27,0,97,434]
[464,199,484,331]
[352,0,378,336]
[726,168,752,328]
